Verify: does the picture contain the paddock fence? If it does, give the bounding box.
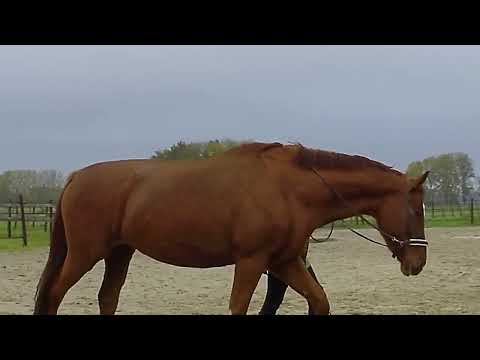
[0,195,56,246]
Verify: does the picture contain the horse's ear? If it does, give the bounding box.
[409,171,430,192]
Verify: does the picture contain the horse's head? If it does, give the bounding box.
[375,171,430,276]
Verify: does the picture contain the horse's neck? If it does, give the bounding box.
[309,169,405,225]
[322,195,379,225]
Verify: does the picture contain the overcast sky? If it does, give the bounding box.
[1,45,479,176]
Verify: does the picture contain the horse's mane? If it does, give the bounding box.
[293,144,403,176]
[224,142,402,176]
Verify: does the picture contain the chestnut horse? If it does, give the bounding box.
[33,142,429,315]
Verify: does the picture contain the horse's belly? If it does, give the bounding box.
[135,240,234,268]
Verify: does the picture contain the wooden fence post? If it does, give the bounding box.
[14,205,18,229]
[44,204,48,232]
[471,198,474,225]
[7,204,12,238]
[49,200,53,239]
[19,195,27,246]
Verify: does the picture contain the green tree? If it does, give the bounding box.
[152,141,200,160]
[406,159,436,202]
[406,152,476,205]
[0,174,11,202]
[152,139,246,160]
[406,161,424,177]
[0,169,64,203]
[453,152,475,204]
[435,154,458,206]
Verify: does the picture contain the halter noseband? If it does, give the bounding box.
[310,167,428,255]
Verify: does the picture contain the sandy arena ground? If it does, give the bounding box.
[1,227,479,315]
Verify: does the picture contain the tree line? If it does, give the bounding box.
[1,140,477,206]
[0,139,243,204]
[0,170,65,203]
[151,138,246,160]
[406,153,479,206]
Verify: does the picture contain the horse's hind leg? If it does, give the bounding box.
[230,255,269,315]
[269,258,330,315]
[46,252,99,314]
[98,245,134,315]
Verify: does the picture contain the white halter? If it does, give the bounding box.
[409,203,428,247]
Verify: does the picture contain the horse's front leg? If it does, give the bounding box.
[269,257,330,315]
[229,254,269,315]
[260,238,321,315]
[306,264,321,315]
[301,240,323,315]
[259,263,320,315]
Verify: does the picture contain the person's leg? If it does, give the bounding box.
[258,272,289,315]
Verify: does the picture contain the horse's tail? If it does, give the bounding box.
[33,173,74,315]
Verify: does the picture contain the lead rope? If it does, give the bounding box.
[309,221,335,243]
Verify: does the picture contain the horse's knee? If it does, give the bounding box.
[309,290,330,315]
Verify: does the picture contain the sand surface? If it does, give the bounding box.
[1,227,479,315]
